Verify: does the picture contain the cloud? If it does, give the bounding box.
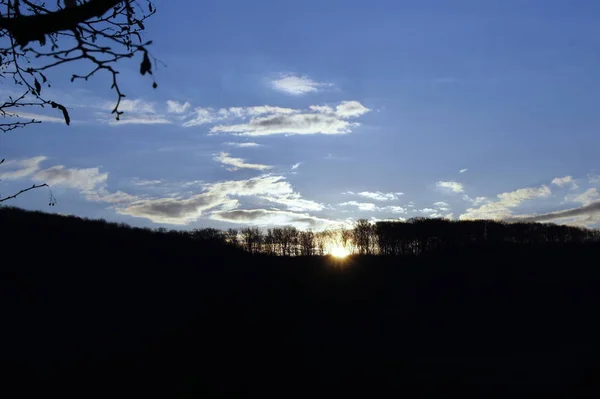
[214,152,272,171]
[85,189,138,204]
[224,142,262,148]
[9,112,70,124]
[119,175,322,225]
[291,162,301,170]
[571,188,600,206]
[259,193,324,212]
[551,175,578,189]
[33,165,108,191]
[506,201,600,226]
[356,191,402,201]
[210,209,338,231]
[419,208,437,214]
[131,178,162,186]
[460,185,552,220]
[98,98,171,125]
[271,73,331,95]
[209,101,370,136]
[119,194,239,225]
[385,206,408,214]
[333,101,371,118]
[0,156,132,205]
[166,100,191,114]
[104,99,156,114]
[182,107,224,127]
[0,156,47,179]
[1,157,108,192]
[105,115,172,125]
[339,201,378,211]
[436,181,464,193]
[459,168,468,173]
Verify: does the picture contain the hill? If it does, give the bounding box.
[2,206,600,397]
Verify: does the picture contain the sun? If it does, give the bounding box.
[330,246,350,259]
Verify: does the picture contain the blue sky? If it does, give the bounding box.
[2,0,600,230]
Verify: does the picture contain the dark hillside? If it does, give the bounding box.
[2,207,600,397]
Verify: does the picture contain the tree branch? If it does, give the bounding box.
[0,0,124,47]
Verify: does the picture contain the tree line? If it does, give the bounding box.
[189,217,600,256]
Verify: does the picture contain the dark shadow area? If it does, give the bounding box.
[2,206,600,397]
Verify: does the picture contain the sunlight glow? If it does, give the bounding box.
[329,246,350,259]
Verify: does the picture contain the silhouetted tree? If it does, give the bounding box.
[0,0,157,202]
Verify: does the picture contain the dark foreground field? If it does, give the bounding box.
[2,208,600,397]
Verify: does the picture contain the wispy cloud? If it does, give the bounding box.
[355,191,402,201]
[0,156,132,204]
[8,112,70,124]
[214,152,272,171]
[506,201,600,226]
[271,73,331,95]
[98,98,171,125]
[291,162,301,170]
[551,175,578,189]
[211,209,339,231]
[166,100,191,114]
[436,181,464,193]
[459,168,468,173]
[224,142,262,148]
[460,185,552,220]
[339,201,378,211]
[33,165,108,191]
[209,101,370,136]
[118,175,323,225]
[0,156,47,179]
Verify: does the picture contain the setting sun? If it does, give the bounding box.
[330,246,350,259]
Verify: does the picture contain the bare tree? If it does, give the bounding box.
[0,0,157,202]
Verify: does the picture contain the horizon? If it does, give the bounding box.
[2,0,600,231]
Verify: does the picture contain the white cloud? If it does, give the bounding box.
[333,101,371,118]
[571,188,600,206]
[460,185,552,220]
[419,208,437,214]
[85,189,138,204]
[104,99,156,114]
[339,201,378,211]
[209,101,370,136]
[0,156,131,205]
[214,152,272,171]
[505,201,600,227]
[224,142,262,148]
[356,191,401,201]
[271,74,331,95]
[588,174,600,185]
[551,175,578,190]
[210,209,339,231]
[105,115,172,125]
[33,165,108,191]
[211,113,355,136]
[259,194,324,212]
[384,206,408,214]
[181,107,222,127]
[436,181,464,193]
[118,175,322,225]
[166,100,191,114]
[0,156,47,179]
[291,162,301,170]
[459,168,468,173]
[433,201,449,207]
[131,178,162,186]
[98,98,172,125]
[9,112,69,124]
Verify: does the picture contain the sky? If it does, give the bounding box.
[2,0,600,231]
